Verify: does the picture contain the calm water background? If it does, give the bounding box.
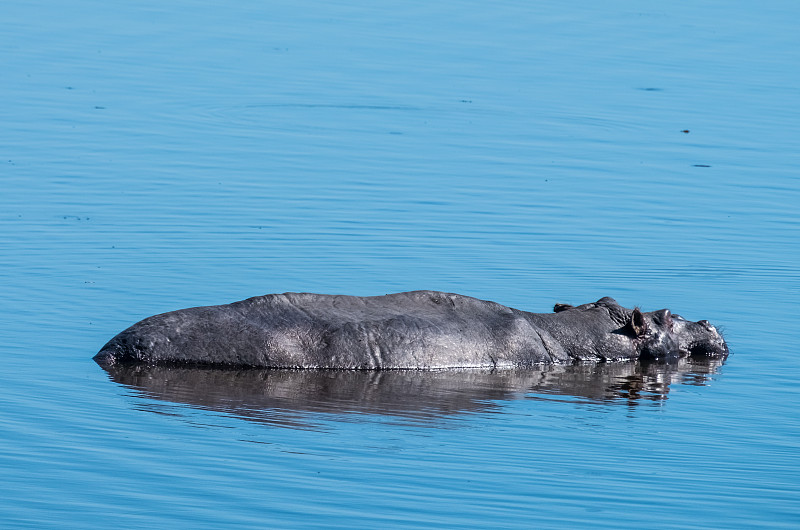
[2,0,799,527]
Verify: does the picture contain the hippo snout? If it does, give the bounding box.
[680,319,728,358]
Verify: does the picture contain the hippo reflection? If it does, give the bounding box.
[99,359,726,427]
[95,291,728,368]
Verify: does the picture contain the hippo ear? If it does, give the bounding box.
[554,303,573,313]
[625,308,647,338]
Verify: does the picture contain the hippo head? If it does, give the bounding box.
[552,297,728,362]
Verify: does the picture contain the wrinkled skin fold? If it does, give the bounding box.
[94,291,728,369]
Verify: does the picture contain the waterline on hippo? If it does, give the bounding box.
[94,291,728,369]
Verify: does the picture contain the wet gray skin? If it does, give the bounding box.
[94,291,728,369]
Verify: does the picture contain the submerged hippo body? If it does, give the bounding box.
[94,291,728,369]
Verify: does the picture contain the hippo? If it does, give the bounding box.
[94,291,727,369]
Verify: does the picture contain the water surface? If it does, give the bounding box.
[2,0,799,527]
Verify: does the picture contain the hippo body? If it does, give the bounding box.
[94,291,728,369]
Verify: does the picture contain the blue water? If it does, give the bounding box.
[2,0,799,527]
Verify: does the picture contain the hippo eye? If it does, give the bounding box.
[654,309,673,328]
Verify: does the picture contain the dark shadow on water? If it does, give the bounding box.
[98,358,726,429]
